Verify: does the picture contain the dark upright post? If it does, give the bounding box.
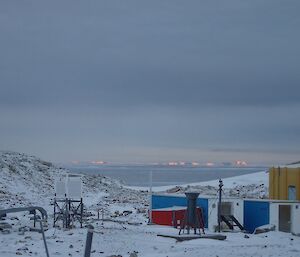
[39,220,50,257]
[218,179,223,233]
[33,210,36,228]
[84,225,94,257]
[80,198,83,228]
[53,195,56,227]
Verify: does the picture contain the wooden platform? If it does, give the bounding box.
[157,233,227,242]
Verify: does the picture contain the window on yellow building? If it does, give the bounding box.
[288,186,296,200]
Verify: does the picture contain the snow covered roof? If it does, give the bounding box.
[277,163,300,168]
[152,206,187,211]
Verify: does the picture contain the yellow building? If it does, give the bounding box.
[269,164,300,200]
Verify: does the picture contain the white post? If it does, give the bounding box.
[149,170,153,224]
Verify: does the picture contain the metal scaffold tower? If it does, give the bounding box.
[53,174,84,228]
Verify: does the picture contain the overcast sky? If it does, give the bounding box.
[0,0,299,165]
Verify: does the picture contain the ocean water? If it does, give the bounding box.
[68,165,266,187]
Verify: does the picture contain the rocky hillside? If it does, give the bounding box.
[0,151,148,212]
[0,151,64,208]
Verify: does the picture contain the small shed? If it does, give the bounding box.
[152,194,209,228]
[151,194,243,231]
[151,193,300,235]
[244,199,300,235]
[269,164,300,200]
[269,200,300,235]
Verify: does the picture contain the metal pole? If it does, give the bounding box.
[34,211,36,228]
[148,170,153,224]
[84,225,94,257]
[218,179,223,233]
[39,220,50,257]
[53,197,56,228]
[80,198,83,228]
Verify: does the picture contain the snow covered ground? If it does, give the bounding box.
[1,151,299,257]
[1,221,300,257]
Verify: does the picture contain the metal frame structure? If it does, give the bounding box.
[179,207,205,235]
[53,174,84,228]
[179,192,205,235]
[53,194,83,228]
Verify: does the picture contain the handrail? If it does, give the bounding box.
[0,206,48,220]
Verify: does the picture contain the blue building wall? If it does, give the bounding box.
[152,195,209,228]
[243,200,270,233]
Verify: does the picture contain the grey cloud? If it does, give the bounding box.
[0,1,300,163]
[1,0,300,109]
